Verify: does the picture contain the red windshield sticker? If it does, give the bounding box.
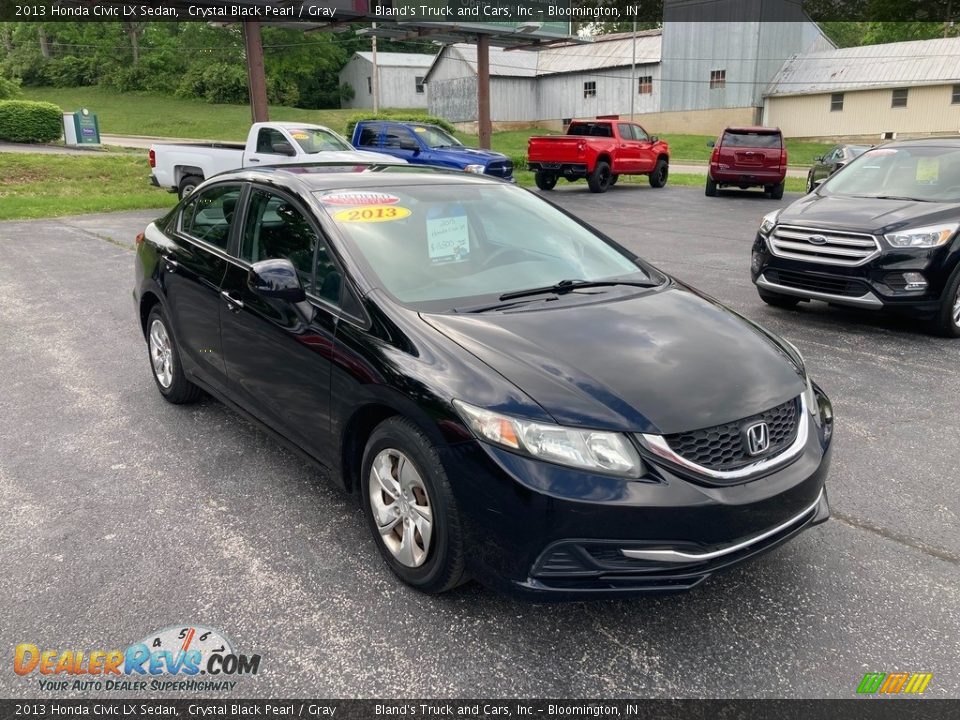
[320,192,400,206]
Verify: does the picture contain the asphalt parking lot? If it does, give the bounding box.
[1,183,958,699]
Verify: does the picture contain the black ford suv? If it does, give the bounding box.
[751,138,960,336]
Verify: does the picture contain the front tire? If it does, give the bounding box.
[178,174,203,200]
[587,161,613,193]
[648,159,668,188]
[758,288,801,309]
[146,306,202,404]
[534,171,558,191]
[932,266,960,337]
[805,173,814,194]
[361,417,466,594]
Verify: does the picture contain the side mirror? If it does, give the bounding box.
[706,140,715,148]
[248,258,306,303]
[649,135,659,143]
[273,141,297,157]
[814,155,824,163]
[812,179,825,190]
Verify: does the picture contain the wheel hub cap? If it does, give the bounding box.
[368,448,433,568]
[149,319,174,388]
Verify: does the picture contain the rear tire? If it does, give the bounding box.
[758,288,801,309]
[769,181,785,200]
[361,417,467,594]
[146,306,202,404]
[932,266,960,337]
[705,175,718,197]
[178,174,203,200]
[648,159,668,188]
[587,161,613,193]
[534,171,558,191]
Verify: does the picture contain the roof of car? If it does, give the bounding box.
[723,126,782,133]
[213,163,504,192]
[885,136,960,148]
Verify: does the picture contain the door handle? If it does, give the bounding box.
[248,158,260,163]
[220,290,244,312]
[163,257,179,273]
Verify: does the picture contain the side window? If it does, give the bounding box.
[356,125,381,148]
[831,147,844,161]
[633,125,649,141]
[240,190,340,303]
[256,128,293,155]
[180,184,241,250]
[383,127,419,151]
[617,123,634,141]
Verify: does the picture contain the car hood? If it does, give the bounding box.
[421,285,805,434]
[430,146,509,165]
[307,150,405,164]
[781,193,958,234]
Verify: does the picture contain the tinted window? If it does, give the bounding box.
[383,127,419,151]
[721,131,782,149]
[356,125,381,148]
[241,190,322,294]
[181,185,241,249]
[256,128,294,155]
[568,122,612,138]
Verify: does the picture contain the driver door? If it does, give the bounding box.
[245,127,298,167]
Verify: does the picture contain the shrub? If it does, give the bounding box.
[175,63,248,105]
[0,100,62,143]
[344,112,457,138]
[0,76,21,99]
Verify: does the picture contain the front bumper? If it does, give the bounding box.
[752,232,952,316]
[441,387,833,600]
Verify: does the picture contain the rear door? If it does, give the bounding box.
[719,129,782,172]
[218,186,340,460]
[164,182,244,392]
[354,123,384,152]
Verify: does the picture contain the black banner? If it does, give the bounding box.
[0,0,958,23]
[2,700,960,720]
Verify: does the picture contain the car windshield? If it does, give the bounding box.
[414,126,463,149]
[289,127,354,153]
[722,131,781,148]
[819,145,960,202]
[315,183,660,312]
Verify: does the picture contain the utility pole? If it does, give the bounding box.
[243,21,269,123]
[477,34,492,149]
[371,23,380,113]
[630,20,637,121]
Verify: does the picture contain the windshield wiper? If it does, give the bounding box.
[453,297,557,314]
[853,194,932,202]
[498,278,659,302]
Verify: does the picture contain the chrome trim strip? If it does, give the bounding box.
[756,274,884,309]
[638,394,809,482]
[621,488,824,563]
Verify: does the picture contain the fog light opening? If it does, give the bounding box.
[902,272,928,291]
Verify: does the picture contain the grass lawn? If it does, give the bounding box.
[21,87,830,167]
[0,153,175,221]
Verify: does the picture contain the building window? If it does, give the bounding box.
[366,76,372,94]
[952,84,960,104]
[415,76,425,94]
[710,69,726,89]
[638,76,653,95]
[830,93,844,112]
[583,81,596,99]
[891,88,908,108]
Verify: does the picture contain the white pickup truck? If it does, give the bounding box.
[149,121,401,198]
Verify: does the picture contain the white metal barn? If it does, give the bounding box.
[763,37,960,139]
[339,51,436,110]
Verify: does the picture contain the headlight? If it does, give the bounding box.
[464,164,486,175]
[759,209,781,236]
[885,223,958,248]
[453,400,643,477]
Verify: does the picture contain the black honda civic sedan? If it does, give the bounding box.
[133,163,833,599]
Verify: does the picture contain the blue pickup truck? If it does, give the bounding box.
[351,120,514,181]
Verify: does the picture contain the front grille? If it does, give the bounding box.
[485,160,514,178]
[765,269,869,298]
[770,225,880,267]
[663,397,800,473]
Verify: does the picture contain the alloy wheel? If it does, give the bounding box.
[368,448,433,568]
[953,284,960,328]
[149,319,174,388]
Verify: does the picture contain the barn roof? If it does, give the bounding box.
[765,36,960,97]
[425,30,661,81]
[352,52,436,68]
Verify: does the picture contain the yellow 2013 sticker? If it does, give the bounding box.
[332,205,411,223]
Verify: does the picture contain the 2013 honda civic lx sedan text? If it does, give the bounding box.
[133,163,834,599]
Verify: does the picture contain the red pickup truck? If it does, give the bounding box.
[527,119,670,193]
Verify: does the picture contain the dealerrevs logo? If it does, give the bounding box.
[14,625,261,692]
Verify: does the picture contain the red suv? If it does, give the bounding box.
[706,127,787,199]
